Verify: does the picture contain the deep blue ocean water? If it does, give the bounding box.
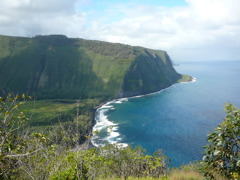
[92,60,240,167]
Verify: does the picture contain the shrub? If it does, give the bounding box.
[49,145,169,179]
[0,94,48,179]
[202,103,240,179]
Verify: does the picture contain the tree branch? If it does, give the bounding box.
[5,147,43,158]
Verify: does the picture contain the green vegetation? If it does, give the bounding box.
[201,103,240,179]
[1,95,170,179]
[5,34,237,179]
[19,98,99,127]
[1,94,239,179]
[178,74,193,82]
[20,100,77,126]
[48,145,169,180]
[19,98,101,147]
[0,34,191,99]
[0,94,48,179]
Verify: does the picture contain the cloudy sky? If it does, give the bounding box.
[0,0,240,62]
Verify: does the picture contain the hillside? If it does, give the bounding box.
[0,34,190,99]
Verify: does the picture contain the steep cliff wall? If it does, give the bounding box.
[0,35,189,99]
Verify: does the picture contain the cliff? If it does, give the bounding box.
[0,34,190,99]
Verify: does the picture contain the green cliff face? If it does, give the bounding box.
[0,35,189,99]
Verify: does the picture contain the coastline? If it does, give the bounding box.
[90,76,196,148]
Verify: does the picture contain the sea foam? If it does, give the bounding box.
[91,100,128,148]
[91,78,196,148]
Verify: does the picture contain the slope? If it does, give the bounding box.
[0,34,190,99]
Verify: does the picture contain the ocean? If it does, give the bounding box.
[91,60,240,167]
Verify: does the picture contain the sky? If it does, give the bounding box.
[0,0,240,62]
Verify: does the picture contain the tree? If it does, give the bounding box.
[202,103,240,179]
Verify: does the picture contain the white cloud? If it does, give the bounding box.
[0,0,239,61]
[87,0,240,61]
[0,0,86,37]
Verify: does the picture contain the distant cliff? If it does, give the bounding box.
[0,34,191,99]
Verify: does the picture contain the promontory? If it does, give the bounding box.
[0,34,191,99]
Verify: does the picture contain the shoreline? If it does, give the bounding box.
[90,77,196,148]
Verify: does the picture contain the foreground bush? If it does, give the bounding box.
[2,94,238,179]
[0,94,49,179]
[49,145,169,179]
[1,94,169,179]
[202,103,240,179]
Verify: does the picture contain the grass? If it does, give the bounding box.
[19,98,101,132]
[20,100,77,126]
[168,169,204,180]
[96,170,204,180]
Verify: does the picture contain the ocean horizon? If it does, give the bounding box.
[91,60,240,167]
